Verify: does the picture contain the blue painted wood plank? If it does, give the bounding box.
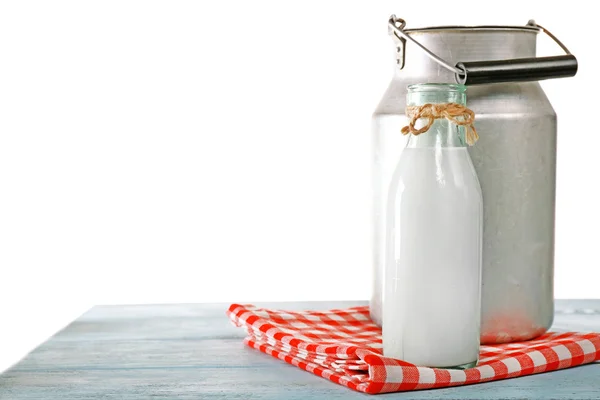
[0,300,599,399]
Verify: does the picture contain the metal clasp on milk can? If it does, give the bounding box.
[389,15,578,85]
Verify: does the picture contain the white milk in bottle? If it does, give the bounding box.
[382,83,483,369]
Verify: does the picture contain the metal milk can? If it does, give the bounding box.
[371,16,578,344]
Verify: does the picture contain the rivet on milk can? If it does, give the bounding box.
[371,16,578,344]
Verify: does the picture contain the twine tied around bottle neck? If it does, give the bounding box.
[401,103,479,145]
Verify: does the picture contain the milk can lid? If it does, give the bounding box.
[405,25,539,34]
[390,16,577,85]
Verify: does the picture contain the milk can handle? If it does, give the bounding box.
[389,16,578,85]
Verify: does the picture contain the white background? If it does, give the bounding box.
[0,1,598,373]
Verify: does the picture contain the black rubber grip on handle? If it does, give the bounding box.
[456,55,578,85]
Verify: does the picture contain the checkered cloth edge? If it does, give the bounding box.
[227,303,600,394]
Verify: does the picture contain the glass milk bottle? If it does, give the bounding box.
[382,83,483,368]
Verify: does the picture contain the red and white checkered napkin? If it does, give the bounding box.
[227,304,600,394]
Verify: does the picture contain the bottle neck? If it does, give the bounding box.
[406,85,468,148]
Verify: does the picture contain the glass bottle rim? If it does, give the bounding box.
[407,83,466,93]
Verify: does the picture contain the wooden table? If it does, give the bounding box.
[1,300,599,399]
